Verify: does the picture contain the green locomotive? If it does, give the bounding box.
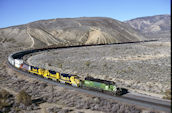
[82,77,122,95]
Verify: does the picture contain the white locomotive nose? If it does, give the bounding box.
[14,59,24,68]
[113,87,117,92]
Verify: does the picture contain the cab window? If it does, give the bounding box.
[49,70,56,74]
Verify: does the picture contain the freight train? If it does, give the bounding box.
[8,53,122,96]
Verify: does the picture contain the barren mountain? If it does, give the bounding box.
[0,17,145,48]
[126,15,171,40]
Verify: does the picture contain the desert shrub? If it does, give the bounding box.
[16,90,32,106]
[58,63,63,68]
[0,89,11,109]
[0,89,11,99]
[48,63,52,66]
[0,99,10,109]
[163,89,171,100]
[103,63,107,68]
[85,61,91,67]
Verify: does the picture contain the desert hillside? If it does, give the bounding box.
[0,17,145,48]
[126,15,170,40]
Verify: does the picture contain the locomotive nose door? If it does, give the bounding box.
[70,76,76,86]
[70,76,80,87]
[74,77,80,87]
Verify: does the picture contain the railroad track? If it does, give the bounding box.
[7,40,171,113]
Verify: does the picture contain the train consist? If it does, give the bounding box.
[8,52,122,96]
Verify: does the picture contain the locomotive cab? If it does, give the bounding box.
[60,73,80,87]
[70,76,80,87]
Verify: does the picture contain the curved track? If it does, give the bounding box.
[7,40,171,113]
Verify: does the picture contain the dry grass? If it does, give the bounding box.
[0,99,9,109]
[163,89,171,100]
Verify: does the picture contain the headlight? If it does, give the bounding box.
[75,79,79,84]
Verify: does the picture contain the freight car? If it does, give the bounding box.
[20,63,31,71]
[82,76,122,95]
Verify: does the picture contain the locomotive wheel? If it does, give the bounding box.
[44,76,48,79]
[115,88,122,96]
[72,84,77,87]
[60,81,65,84]
[52,78,56,81]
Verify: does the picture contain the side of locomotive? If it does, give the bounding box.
[59,73,80,87]
[82,77,122,95]
[28,65,80,87]
[28,66,60,80]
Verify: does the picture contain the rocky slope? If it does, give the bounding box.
[126,14,171,40]
[0,17,145,48]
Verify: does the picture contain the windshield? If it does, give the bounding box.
[113,86,117,92]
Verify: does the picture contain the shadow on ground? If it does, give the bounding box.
[121,88,129,95]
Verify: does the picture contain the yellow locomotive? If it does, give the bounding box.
[29,66,80,87]
[43,70,60,81]
[29,66,38,74]
[59,73,80,87]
